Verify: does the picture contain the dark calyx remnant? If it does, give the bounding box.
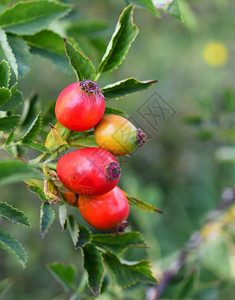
[72,193,79,206]
[106,162,121,181]
[80,79,99,94]
[112,221,128,236]
[136,128,146,146]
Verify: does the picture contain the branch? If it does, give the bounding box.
[145,186,235,300]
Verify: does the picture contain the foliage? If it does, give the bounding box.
[0,0,178,298]
[0,0,234,299]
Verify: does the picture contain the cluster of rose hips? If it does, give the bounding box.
[55,80,146,233]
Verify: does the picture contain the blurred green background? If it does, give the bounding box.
[1,0,235,299]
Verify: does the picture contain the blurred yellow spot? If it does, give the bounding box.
[201,222,221,241]
[203,42,228,66]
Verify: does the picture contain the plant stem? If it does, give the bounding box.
[94,72,101,81]
[145,186,235,300]
[0,142,20,149]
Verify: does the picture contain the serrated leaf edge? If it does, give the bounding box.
[67,215,80,249]
[103,251,158,288]
[92,231,149,254]
[40,202,55,239]
[81,243,105,295]
[64,39,96,81]
[0,115,20,131]
[20,111,42,142]
[0,28,18,77]
[0,59,11,88]
[102,78,158,100]
[0,229,27,267]
[0,1,72,32]
[0,201,31,227]
[98,4,139,74]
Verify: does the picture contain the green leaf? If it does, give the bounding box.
[0,229,27,267]
[0,201,30,226]
[21,112,42,142]
[0,115,20,131]
[67,215,80,249]
[24,30,65,55]
[0,278,12,299]
[64,39,96,81]
[104,106,128,117]
[28,185,47,202]
[4,132,16,157]
[0,28,17,77]
[103,251,157,287]
[167,0,183,21]
[5,131,14,145]
[10,82,18,94]
[175,271,197,299]
[69,136,97,148]
[98,4,138,74]
[47,123,69,147]
[24,30,71,74]
[0,87,11,105]
[102,78,157,100]
[0,90,23,111]
[126,0,159,17]
[104,106,129,119]
[0,59,11,87]
[47,262,77,292]
[75,224,91,248]
[82,243,104,295]
[0,1,71,35]
[58,204,67,230]
[67,215,91,249]
[40,202,55,239]
[22,141,50,153]
[20,91,38,128]
[7,34,31,78]
[92,232,148,254]
[126,193,163,214]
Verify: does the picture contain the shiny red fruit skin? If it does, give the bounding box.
[55,81,105,131]
[79,186,129,230]
[63,190,78,206]
[57,147,121,196]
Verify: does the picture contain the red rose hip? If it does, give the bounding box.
[79,186,129,231]
[94,114,146,156]
[57,147,121,196]
[55,80,105,131]
[63,190,78,206]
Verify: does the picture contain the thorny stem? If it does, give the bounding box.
[145,186,235,300]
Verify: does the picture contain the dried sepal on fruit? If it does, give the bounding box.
[79,186,129,231]
[57,147,121,196]
[55,80,105,131]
